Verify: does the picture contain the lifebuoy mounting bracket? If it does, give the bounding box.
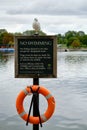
[26,86,42,127]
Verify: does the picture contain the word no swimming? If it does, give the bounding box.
[19,41,52,46]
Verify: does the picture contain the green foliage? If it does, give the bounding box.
[14,32,22,36]
[67,37,79,47]
[71,40,81,48]
[23,30,46,36]
[0,29,87,48]
[57,34,68,45]
[0,29,7,34]
[0,29,7,45]
[80,35,87,46]
[57,30,87,48]
[65,31,77,39]
[0,29,46,47]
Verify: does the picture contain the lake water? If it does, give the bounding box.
[0,51,87,130]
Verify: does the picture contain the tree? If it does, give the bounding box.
[71,40,81,48]
[0,34,3,45]
[77,31,85,37]
[0,31,7,47]
[0,29,7,34]
[23,30,46,36]
[80,35,87,46]
[14,32,22,36]
[65,31,77,39]
[2,32,14,46]
[57,34,67,45]
[67,37,78,47]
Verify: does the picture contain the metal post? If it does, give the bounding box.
[33,78,39,130]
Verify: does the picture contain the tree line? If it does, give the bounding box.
[57,31,87,48]
[0,29,87,48]
[0,29,46,48]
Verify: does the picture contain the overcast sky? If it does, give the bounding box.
[0,0,87,34]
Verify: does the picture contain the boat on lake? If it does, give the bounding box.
[0,48,14,53]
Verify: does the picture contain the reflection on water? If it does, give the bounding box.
[58,52,87,80]
[0,51,87,130]
[0,52,9,63]
[0,52,14,67]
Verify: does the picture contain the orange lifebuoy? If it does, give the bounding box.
[16,85,55,124]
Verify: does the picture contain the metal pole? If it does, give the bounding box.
[33,32,39,130]
[33,78,39,130]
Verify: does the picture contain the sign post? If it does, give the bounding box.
[33,78,39,130]
[15,35,57,130]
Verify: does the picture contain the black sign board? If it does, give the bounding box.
[15,36,57,78]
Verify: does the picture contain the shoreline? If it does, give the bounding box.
[58,48,87,52]
[0,47,87,53]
